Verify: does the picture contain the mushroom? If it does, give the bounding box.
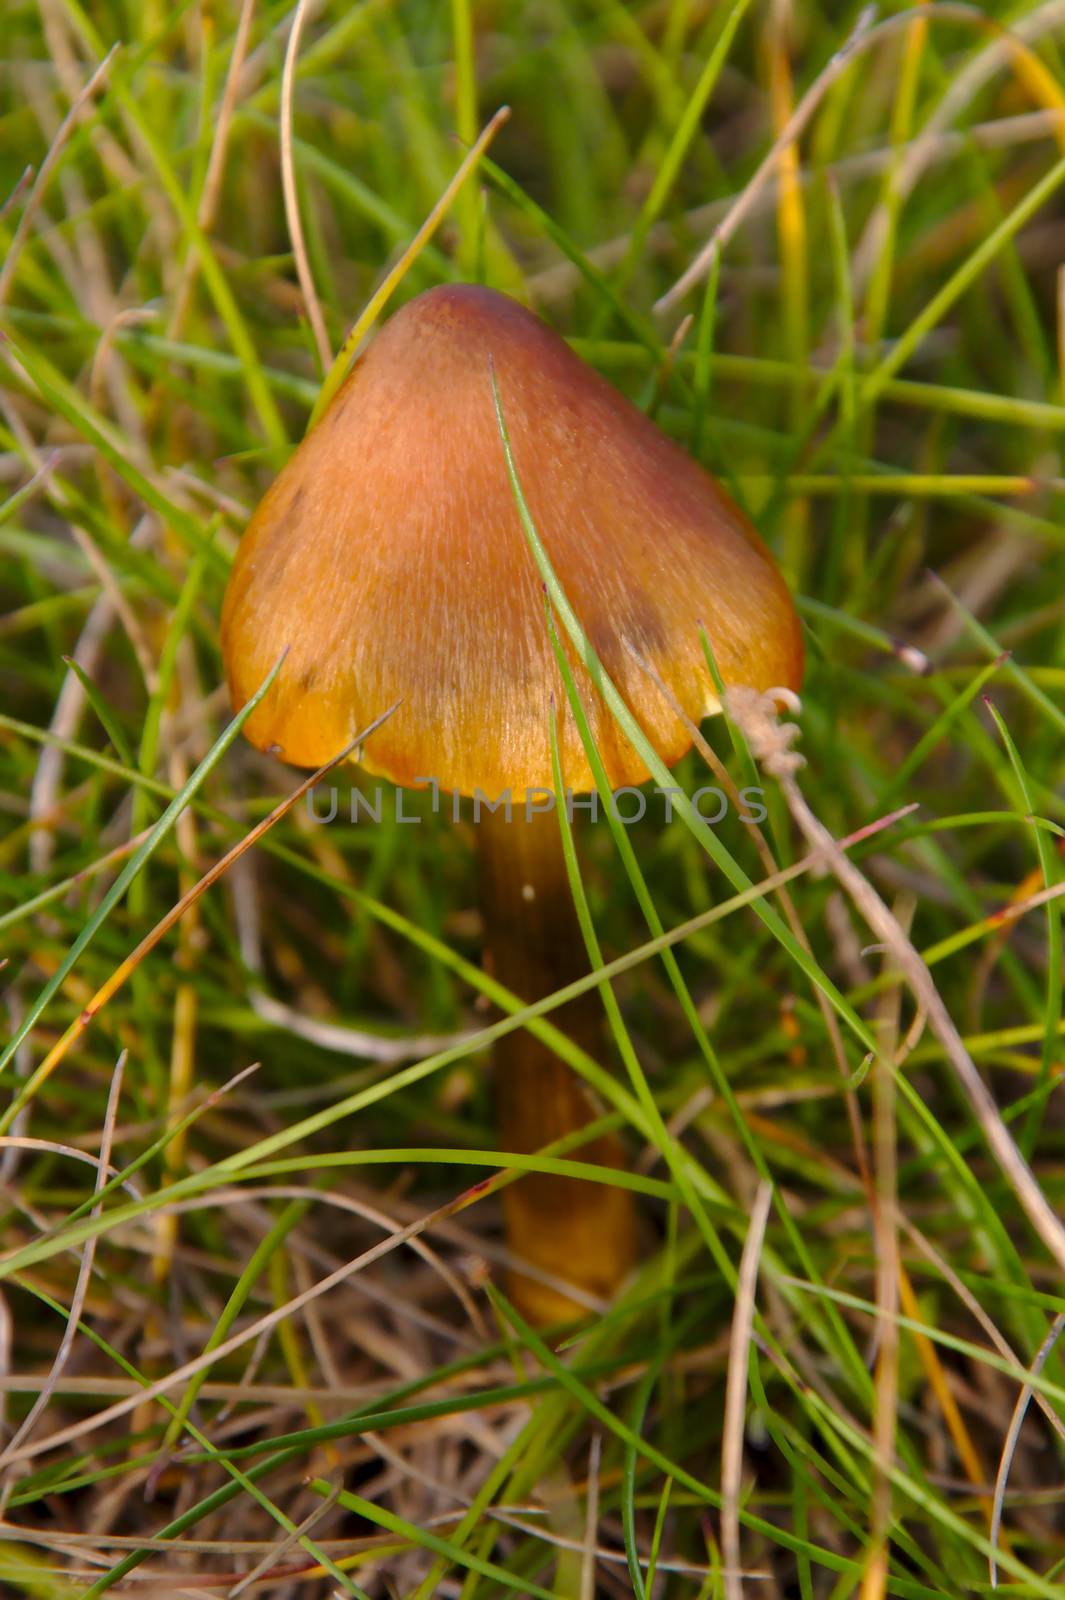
[221,283,803,1324]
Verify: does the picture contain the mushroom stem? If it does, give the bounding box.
[477,804,636,1325]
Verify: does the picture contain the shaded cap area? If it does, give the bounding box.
[221,284,804,795]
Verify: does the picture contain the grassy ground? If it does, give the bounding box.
[2,0,1065,1594]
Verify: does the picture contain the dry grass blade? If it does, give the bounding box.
[0,1051,125,1474]
[66,521,158,690]
[247,992,478,1063]
[310,104,511,424]
[177,1181,488,1335]
[2,704,398,1125]
[580,1431,602,1600]
[0,1138,142,1200]
[854,0,1065,290]
[895,1260,990,1522]
[656,1,1062,314]
[862,902,912,1600]
[0,1295,10,1438]
[721,1179,772,1600]
[0,45,118,306]
[0,1169,500,1468]
[25,639,105,874]
[902,1216,1065,1446]
[626,641,873,1193]
[533,107,1065,304]
[657,6,884,311]
[728,688,1065,1279]
[165,0,258,348]
[27,520,155,879]
[227,1479,342,1597]
[281,0,332,372]
[989,1313,1065,1587]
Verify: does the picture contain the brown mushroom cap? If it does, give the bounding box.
[221,284,803,795]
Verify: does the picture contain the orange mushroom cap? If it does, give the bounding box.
[221,284,803,796]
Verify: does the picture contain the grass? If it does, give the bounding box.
[2,0,1065,1595]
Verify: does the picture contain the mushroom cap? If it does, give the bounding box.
[221,285,803,795]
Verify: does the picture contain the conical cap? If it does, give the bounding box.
[221,284,803,795]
